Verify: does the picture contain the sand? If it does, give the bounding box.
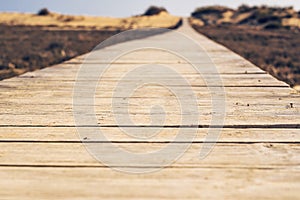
[0,11,181,30]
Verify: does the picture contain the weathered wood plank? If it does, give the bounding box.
[0,74,288,87]
[0,114,299,126]
[0,167,299,200]
[0,127,299,142]
[0,86,296,99]
[0,143,299,168]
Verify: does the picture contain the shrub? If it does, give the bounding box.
[191,6,232,25]
[258,15,281,24]
[143,6,167,16]
[192,6,232,17]
[57,15,76,22]
[264,22,282,29]
[37,8,51,16]
[46,42,64,51]
[237,4,252,13]
[284,14,293,18]
[0,65,8,70]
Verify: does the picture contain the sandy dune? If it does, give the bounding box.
[0,11,181,30]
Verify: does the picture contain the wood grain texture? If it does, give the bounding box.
[0,18,299,199]
[0,127,299,142]
[1,168,299,200]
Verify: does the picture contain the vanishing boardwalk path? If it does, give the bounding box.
[0,19,299,199]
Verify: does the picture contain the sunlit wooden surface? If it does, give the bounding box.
[0,19,299,199]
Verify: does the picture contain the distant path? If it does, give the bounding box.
[0,18,299,199]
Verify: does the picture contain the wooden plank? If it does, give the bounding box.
[0,114,299,126]
[0,85,296,98]
[0,127,299,142]
[0,72,285,81]
[0,167,299,200]
[0,91,297,105]
[0,91,298,125]
[0,143,299,168]
[59,62,268,74]
[0,74,288,87]
[0,98,298,112]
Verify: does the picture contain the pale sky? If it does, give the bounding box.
[0,0,299,17]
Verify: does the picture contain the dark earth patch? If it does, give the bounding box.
[192,24,300,86]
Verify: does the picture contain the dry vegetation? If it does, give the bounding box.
[0,26,120,80]
[0,7,181,80]
[0,7,180,30]
[190,5,300,87]
[191,5,300,29]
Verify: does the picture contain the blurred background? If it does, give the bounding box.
[1,0,299,17]
[0,0,299,88]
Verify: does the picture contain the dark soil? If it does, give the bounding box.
[0,25,120,80]
[192,24,300,86]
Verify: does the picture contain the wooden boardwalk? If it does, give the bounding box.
[0,19,299,199]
